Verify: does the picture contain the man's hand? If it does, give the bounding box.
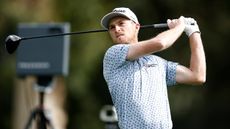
[167,16,186,30]
[184,17,200,37]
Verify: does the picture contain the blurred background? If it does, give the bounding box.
[0,0,230,129]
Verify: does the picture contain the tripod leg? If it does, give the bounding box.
[36,108,55,129]
[44,116,55,129]
[36,108,47,129]
[24,107,52,129]
[24,109,37,129]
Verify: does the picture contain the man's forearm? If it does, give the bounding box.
[154,23,184,50]
[189,33,206,83]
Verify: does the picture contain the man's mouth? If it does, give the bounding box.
[116,34,124,38]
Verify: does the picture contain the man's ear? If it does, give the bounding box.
[135,23,140,31]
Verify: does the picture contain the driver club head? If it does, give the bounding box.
[5,35,22,54]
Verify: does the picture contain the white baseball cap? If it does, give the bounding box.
[101,7,139,29]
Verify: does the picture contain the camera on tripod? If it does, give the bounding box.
[15,23,70,129]
[100,105,119,129]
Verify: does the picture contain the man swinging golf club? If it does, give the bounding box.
[101,7,206,129]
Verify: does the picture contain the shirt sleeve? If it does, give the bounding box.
[103,44,129,81]
[104,44,129,69]
[166,61,178,86]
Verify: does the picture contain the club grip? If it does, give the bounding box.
[140,23,168,29]
[153,23,168,28]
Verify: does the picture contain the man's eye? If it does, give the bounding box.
[109,26,115,30]
[119,22,125,26]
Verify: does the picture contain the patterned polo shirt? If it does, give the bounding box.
[103,44,178,129]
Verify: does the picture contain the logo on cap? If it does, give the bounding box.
[113,9,126,13]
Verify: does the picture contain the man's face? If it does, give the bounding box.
[108,17,139,44]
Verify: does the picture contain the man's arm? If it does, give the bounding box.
[127,16,185,60]
[176,33,206,85]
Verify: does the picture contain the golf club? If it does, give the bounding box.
[5,23,168,54]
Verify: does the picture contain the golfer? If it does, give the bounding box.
[101,7,206,129]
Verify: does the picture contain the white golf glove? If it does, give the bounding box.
[184,17,200,37]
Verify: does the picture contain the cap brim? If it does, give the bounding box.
[101,12,129,29]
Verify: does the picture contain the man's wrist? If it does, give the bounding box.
[189,31,201,37]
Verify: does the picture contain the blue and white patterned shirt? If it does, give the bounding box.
[103,44,178,129]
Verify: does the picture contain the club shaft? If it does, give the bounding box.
[21,23,168,40]
[22,29,108,40]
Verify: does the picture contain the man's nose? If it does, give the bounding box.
[114,26,121,32]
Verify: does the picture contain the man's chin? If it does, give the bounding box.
[114,41,128,44]
[114,39,128,44]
